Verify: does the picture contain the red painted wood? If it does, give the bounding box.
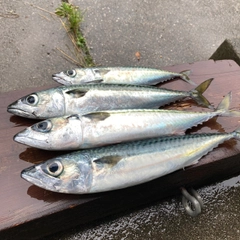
[1,60,240,239]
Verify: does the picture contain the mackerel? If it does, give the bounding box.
[14,92,240,150]
[7,79,213,119]
[21,129,240,194]
[52,67,195,86]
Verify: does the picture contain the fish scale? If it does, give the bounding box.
[14,92,240,150]
[21,130,240,194]
[8,79,213,119]
[73,133,235,193]
[52,67,195,86]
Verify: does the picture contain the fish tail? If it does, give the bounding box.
[233,127,240,140]
[179,70,196,85]
[190,78,214,108]
[216,92,240,117]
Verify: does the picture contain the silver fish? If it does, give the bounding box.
[14,92,240,150]
[7,79,213,119]
[52,67,195,86]
[21,129,240,194]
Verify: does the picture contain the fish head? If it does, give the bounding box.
[52,68,103,85]
[14,115,84,150]
[7,89,65,119]
[21,155,93,194]
[52,69,87,85]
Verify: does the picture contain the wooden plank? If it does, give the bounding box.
[1,60,240,239]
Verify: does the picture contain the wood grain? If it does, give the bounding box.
[1,60,240,239]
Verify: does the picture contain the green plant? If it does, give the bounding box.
[55,2,94,67]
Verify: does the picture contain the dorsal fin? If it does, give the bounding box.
[98,69,111,76]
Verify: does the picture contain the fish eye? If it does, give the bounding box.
[25,94,38,105]
[32,120,52,132]
[66,69,76,77]
[46,161,63,177]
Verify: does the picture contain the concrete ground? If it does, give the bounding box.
[2,0,240,92]
[76,0,240,67]
[0,0,75,92]
[2,0,240,239]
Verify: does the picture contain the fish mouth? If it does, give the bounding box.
[52,75,62,81]
[21,165,60,192]
[21,166,46,189]
[14,133,29,145]
[7,107,37,119]
[14,130,50,150]
[52,73,70,85]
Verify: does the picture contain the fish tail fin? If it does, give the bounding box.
[216,92,240,117]
[233,127,240,140]
[179,70,196,85]
[216,92,231,112]
[190,78,214,109]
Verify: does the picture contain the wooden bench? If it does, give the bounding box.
[1,60,240,239]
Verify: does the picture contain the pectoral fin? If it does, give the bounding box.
[65,89,88,98]
[86,79,103,84]
[93,155,122,170]
[83,112,110,121]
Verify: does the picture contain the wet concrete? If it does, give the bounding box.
[2,0,240,239]
[44,175,240,239]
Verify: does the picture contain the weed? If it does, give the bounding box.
[55,2,94,67]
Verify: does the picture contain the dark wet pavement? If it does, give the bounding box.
[44,175,240,239]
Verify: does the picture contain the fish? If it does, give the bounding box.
[52,67,196,85]
[7,78,213,119]
[13,92,240,150]
[21,128,240,194]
